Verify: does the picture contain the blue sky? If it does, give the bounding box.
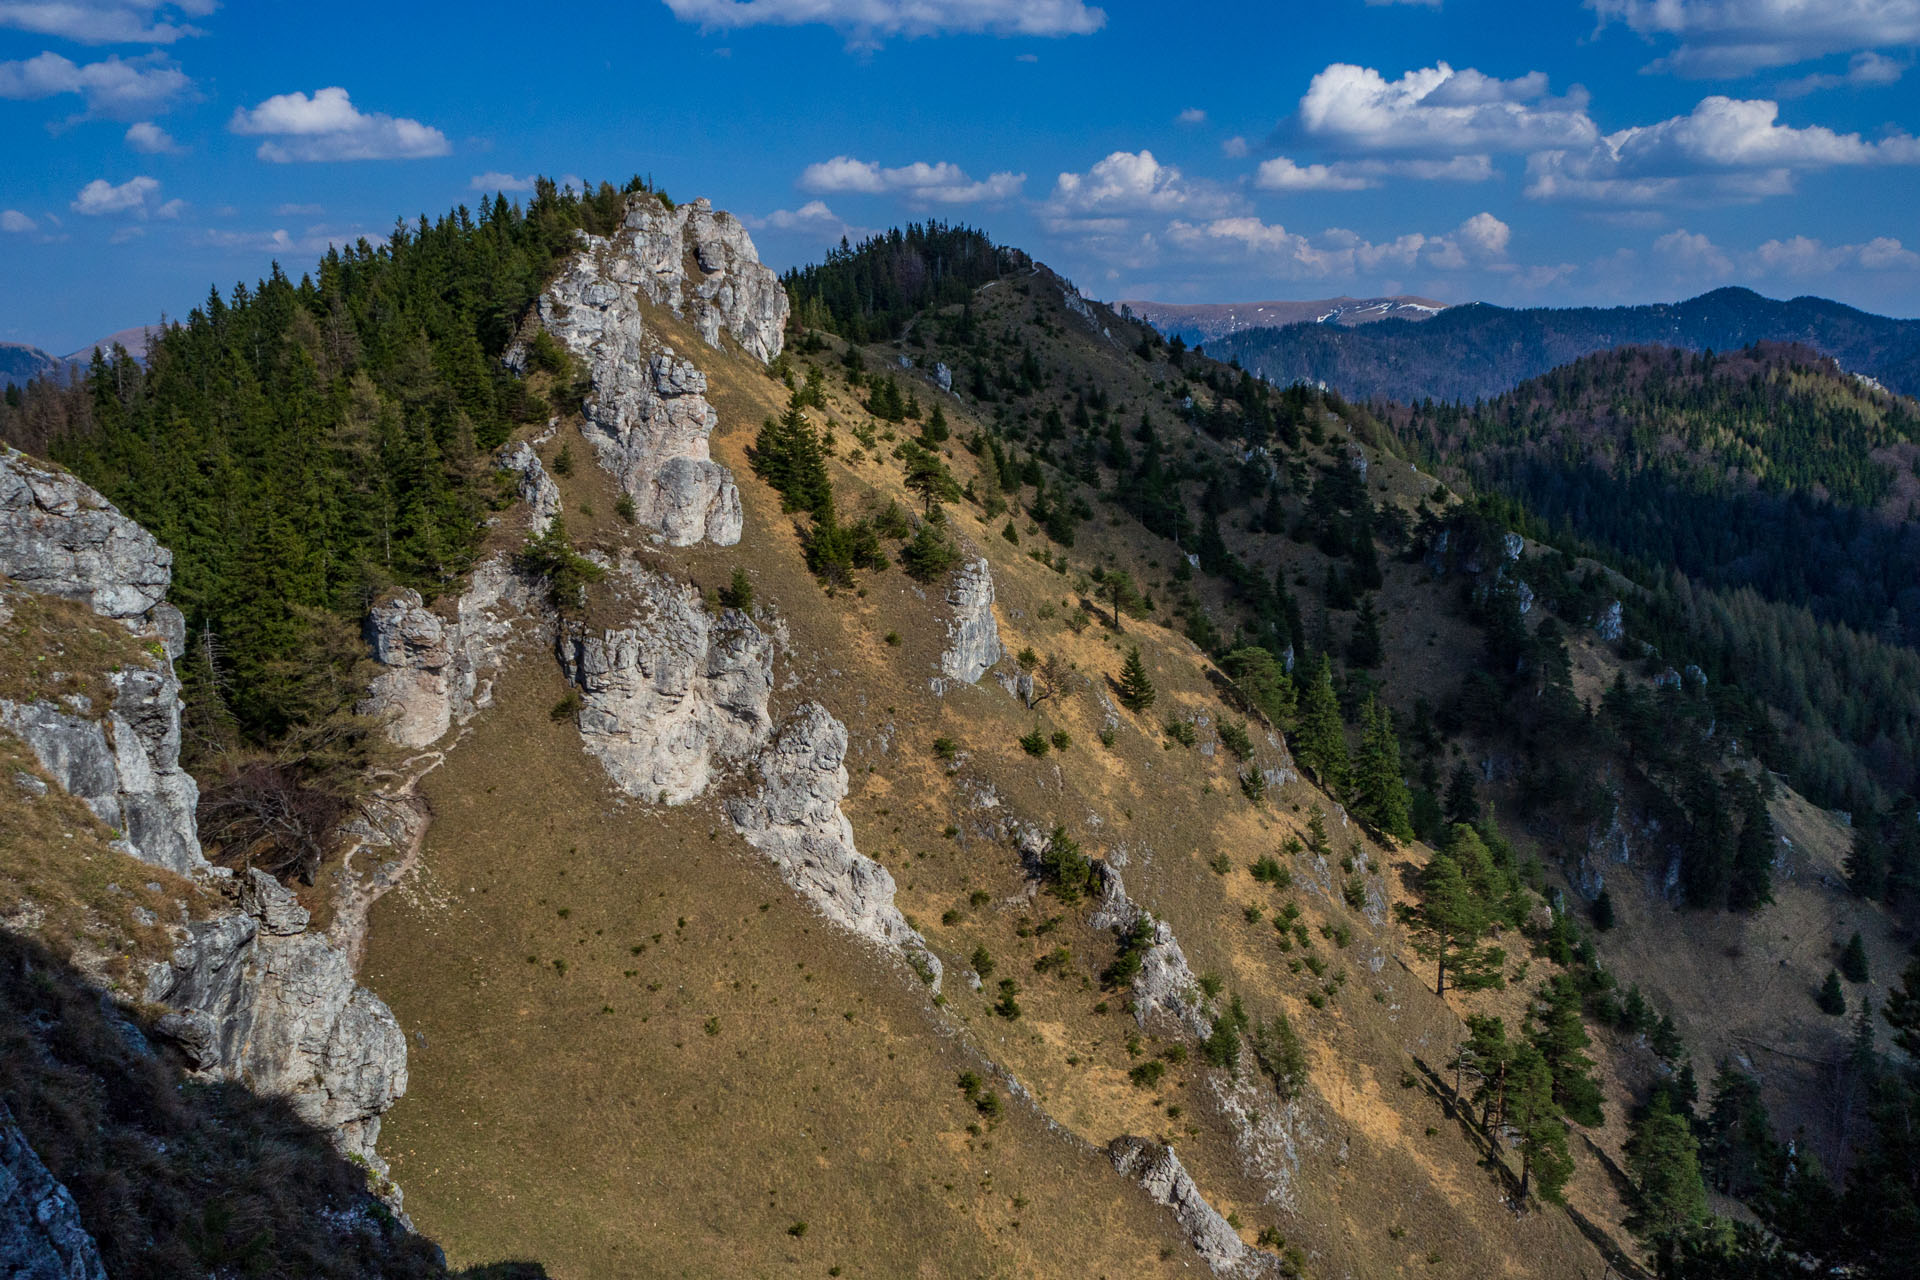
[2,0,1918,353]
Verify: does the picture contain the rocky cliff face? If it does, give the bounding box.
[556,559,773,805]
[1090,864,1213,1038]
[518,194,786,549]
[1109,1139,1281,1278]
[362,556,537,751]
[0,449,203,875]
[727,704,943,990]
[0,1102,108,1280]
[0,448,409,1171]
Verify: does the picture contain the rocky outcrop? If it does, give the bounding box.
[1090,864,1212,1037]
[0,448,170,619]
[557,561,773,805]
[362,555,535,750]
[935,558,1003,690]
[0,1103,108,1280]
[498,441,561,536]
[146,885,407,1165]
[728,704,942,990]
[1109,1138,1280,1278]
[518,194,786,548]
[1,450,204,877]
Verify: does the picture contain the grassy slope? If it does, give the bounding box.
[364,284,1617,1278]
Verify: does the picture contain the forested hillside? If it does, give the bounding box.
[1204,287,1920,405]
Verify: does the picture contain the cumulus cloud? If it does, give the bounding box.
[470,171,536,192]
[1044,150,1242,228]
[1525,95,1920,203]
[744,199,872,241]
[1589,0,1920,77]
[662,0,1105,42]
[1255,153,1493,190]
[200,225,388,257]
[0,51,190,118]
[123,119,177,152]
[1296,62,1596,154]
[798,156,1024,203]
[1162,211,1512,279]
[1221,136,1250,158]
[229,87,451,163]
[1653,228,1736,276]
[70,173,180,218]
[1649,226,1920,283]
[1176,107,1206,125]
[1778,50,1907,96]
[0,0,213,44]
[2,209,37,232]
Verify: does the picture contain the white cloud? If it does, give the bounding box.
[798,156,1024,203]
[1221,135,1249,158]
[1,209,37,232]
[1752,233,1920,274]
[662,0,1105,42]
[469,171,536,192]
[1653,228,1736,275]
[70,173,179,218]
[0,0,213,44]
[274,202,321,215]
[1296,62,1596,155]
[1255,152,1493,190]
[744,199,872,241]
[1176,107,1206,125]
[1162,211,1511,279]
[1045,150,1241,226]
[0,51,190,117]
[199,225,388,257]
[229,87,451,163]
[1590,0,1920,77]
[123,119,177,152]
[1526,95,1920,203]
[1778,50,1907,96]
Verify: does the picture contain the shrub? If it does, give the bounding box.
[550,690,583,722]
[1037,826,1096,900]
[1219,720,1254,760]
[1050,730,1072,751]
[1019,727,1050,758]
[971,945,995,978]
[1250,856,1290,888]
[718,568,753,610]
[552,443,575,476]
[1240,768,1267,803]
[1128,1060,1166,1090]
[1164,719,1197,747]
[994,978,1023,1019]
[1102,917,1155,990]
[614,493,636,524]
[900,522,962,582]
[933,735,958,761]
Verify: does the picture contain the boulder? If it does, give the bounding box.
[0,448,169,619]
[498,441,561,536]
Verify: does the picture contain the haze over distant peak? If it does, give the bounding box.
[1118,295,1449,345]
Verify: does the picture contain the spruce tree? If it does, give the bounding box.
[1530,973,1605,1126]
[1626,1093,1709,1250]
[1405,828,1507,996]
[1729,782,1776,912]
[1444,761,1480,825]
[1116,648,1156,713]
[1352,694,1413,842]
[1293,655,1349,792]
[1347,595,1384,668]
[1220,645,1296,728]
[1510,1044,1574,1203]
[1452,1014,1514,1131]
[1840,930,1870,983]
[1817,969,1848,1016]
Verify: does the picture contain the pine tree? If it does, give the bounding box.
[1530,973,1605,1126]
[1452,1014,1514,1131]
[1220,646,1296,727]
[1116,648,1156,713]
[1293,655,1349,792]
[1405,829,1502,996]
[1510,1044,1574,1203]
[901,441,961,513]
[1626,1093,1709,1251]
[1840,930,1870,983]
[1444,760,1480,825]
[1352,694,1413,842]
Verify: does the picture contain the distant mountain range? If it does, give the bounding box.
[1119,295,1447,345]
[1195,287,1920,404]
[0,327,156,388]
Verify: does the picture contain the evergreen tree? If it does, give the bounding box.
[1352,695,1413,842]
[898,521,960,582]
[1841,931,1870,984]
[1453,1014,1514,1132]
[1444,761,1481,825]
[1347,595,1384,668]
[1593,888,1616,931]
[1530,973,1605,1126]
[1511,1044,1575,1203]
[1818,969,1848,1016]
[1729,782,1776,912]
[1220,646,1296,728]
[1404,826,1506,995]
[901,440,961,513]
[1293,655,1349,792]
[1626,1093,1710,1257]
[1116,648,1157,713]
[750,393,833,516]
[1702,1063,1779,1198]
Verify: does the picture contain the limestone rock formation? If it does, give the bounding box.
[1109,1138,1280,1278]
[146,889,407,1164]
[727,704,942,989]
[556,560,773,805]
[935,557,1004,689]
[0,1103,108,1280]
[516,194,786,548]
[1091,864,1213,1037]
[0,448,170,619]
[0,450,204,876]
[361,555,535,750]
[498,440,561,536]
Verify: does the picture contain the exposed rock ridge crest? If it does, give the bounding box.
[0,1101,109,1280]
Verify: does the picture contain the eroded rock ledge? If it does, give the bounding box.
[1109,1138,1283,1279]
